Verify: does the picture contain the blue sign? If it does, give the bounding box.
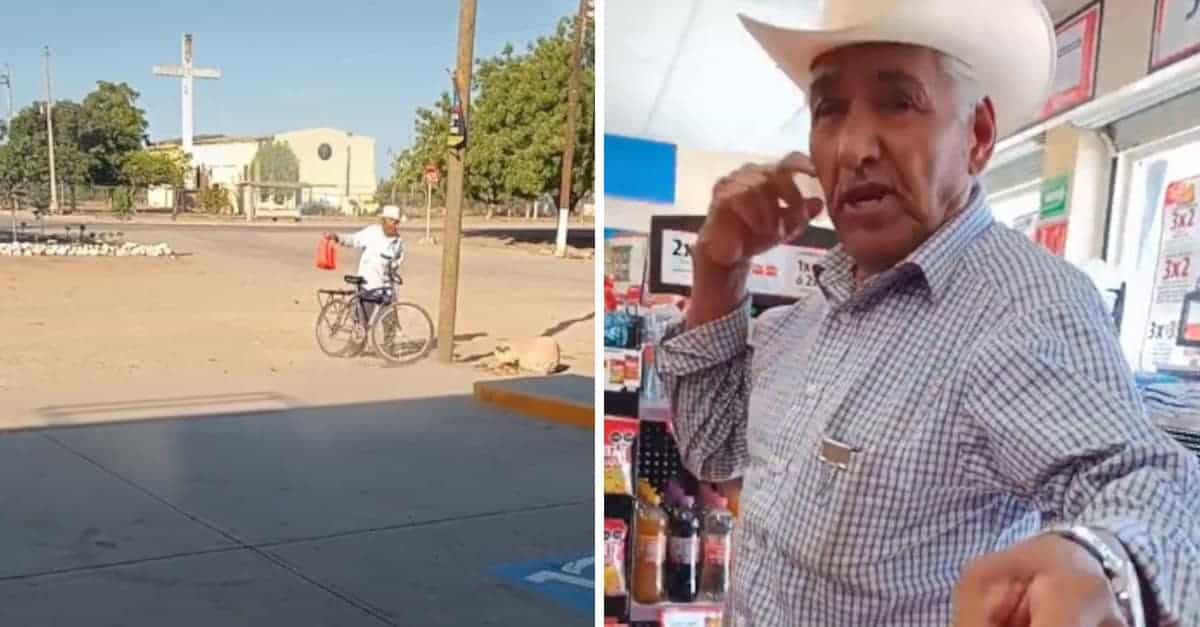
[491,554,593,616]
[604,134,677,204]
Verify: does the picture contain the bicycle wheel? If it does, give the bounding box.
[315,298,366,357]
[370,301,434,365]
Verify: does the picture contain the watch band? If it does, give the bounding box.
[1046,525,1145,627]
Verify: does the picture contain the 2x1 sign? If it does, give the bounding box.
[658,228,825,301]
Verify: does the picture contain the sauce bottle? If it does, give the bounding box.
[632,479,667,604]
[666,496,700,602]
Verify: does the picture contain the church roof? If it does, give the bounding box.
[151,133,270,147]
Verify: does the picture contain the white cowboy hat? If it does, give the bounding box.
[381,205,402,221]
[738,0,1056,137]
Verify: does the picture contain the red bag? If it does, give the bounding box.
[315,237,337,270]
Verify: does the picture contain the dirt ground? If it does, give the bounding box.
[0,216,595,429]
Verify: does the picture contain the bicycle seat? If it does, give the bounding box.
[343,275,366,286]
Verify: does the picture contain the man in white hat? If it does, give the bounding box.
[657,1,1199,625]
[326,204,405,322]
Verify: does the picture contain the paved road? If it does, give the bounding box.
[2,213,595,426]
[18,212,596,248]
[0,392,592,625]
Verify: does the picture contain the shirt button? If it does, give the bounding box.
[805,384,819,398]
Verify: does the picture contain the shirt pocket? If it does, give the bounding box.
[823,412,991,567]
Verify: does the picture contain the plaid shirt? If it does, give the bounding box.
[657,186,1200,626]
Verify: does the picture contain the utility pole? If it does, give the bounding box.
[556,0,589,257]
[436,0,476,363]
[0,63,13,144]
[345,132,353,215]
[44,46,59,214]
[2,64,12,240]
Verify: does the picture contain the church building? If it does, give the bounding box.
[149,127,377,215]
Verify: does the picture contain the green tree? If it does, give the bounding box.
[250,139,300,183]
[390,16,595,214]
[81,82,149,186]
[47,101,94,191]
[391,93,451,200]
[250,139,300,203]
[0,101,93,211]
[121,149,187,191]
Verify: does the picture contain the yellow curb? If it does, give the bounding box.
[473,381,593,430]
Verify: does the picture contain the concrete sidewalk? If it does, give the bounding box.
[474,375,595,430]
[0,394,592,626]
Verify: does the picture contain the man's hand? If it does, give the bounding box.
[952,534,1127,627]
[323,233,339,243]
[687,152,824,328]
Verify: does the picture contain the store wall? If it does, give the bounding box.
[1094,1,1157,98]
[604,135,835,234]
[674,147,772,213]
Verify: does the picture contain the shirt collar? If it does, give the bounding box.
[813,183,994,306]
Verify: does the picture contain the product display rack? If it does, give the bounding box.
[604,310,727,626]
[604,219,831,626]
[605,389,638,624]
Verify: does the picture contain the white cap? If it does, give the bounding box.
[381,205,401,221]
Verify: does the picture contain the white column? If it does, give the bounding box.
[181,35,194,157]
[182,76,193,157]
[1041,125,1115,265]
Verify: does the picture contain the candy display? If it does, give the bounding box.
[605,519,629,597]
[605,417,639,495]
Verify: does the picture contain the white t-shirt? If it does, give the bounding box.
[341,224,403,289]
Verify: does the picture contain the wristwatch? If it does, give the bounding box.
[1046,525,1145,627]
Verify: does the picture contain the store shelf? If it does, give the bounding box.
[637,405,672,423]
[604,595,629,623]
[630,600,724,622]
[604,493,633,521]
[605,390,640,418]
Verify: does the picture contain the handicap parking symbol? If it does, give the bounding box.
[491,554,593,616]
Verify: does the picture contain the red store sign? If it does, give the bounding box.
[1151,0,1200,71]
[1041,3,1102,119]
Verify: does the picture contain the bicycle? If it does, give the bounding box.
[314,260,434,365]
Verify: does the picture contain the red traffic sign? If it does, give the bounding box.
[424,165,440,186]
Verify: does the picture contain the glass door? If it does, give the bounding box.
[1108,128,1200,370]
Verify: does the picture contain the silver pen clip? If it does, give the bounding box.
[818,437,858,472]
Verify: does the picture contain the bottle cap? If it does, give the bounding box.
[637,479,660,505]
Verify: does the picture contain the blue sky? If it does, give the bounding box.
[1,0,578,176]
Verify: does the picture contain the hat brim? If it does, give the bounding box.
[738,1,1055,138]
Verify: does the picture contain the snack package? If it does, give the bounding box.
[604,518,629,597]
[604,417,638,495]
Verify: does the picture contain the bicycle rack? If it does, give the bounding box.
[317,288,354,309]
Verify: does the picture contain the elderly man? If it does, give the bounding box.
[326,204,405,326]
[656,1,1200,625]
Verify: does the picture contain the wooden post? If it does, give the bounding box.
[436,0,476,364]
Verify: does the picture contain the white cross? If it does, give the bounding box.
[153,33,221,159]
